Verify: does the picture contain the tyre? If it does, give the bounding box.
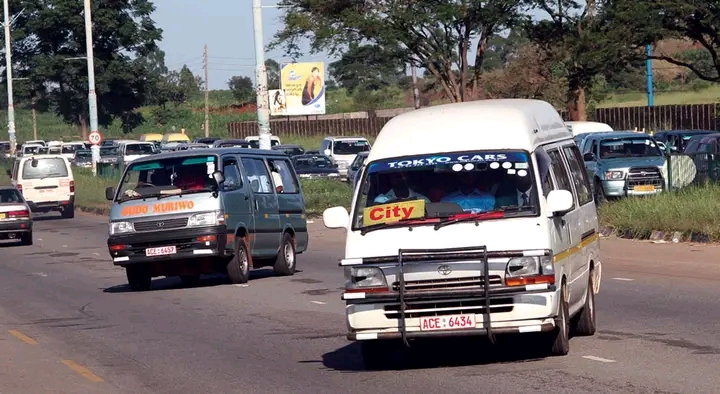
[126,265,151,291]
[179,275,201,287]
[273,233,296,276]
[572,270,597,336]
[61,204,75,219]
[227,237,250,284]
[20,231,32,246]
[593,180,607,206]
[545,282,570,356]
[360,340,393,370]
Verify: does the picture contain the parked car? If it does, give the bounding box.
[565,121,613,136]
[9,154,76,218]
[319,136,371,178]
[347,151,369,188]
[272,144,305,157]
[291,154,341,179]
[73,149,93,168]
[0,186,32,245]
[579,132,666,204]
[192,137,221,146]
[212,139,252,149]
[245,135,281,148]
[99,146,121,164]
[653,130,716,153]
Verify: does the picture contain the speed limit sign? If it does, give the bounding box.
[88,131,102,145]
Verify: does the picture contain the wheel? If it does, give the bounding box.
[227,238,250,284]
[593,180,607,206]
[545,282,570,356]
[20,231,32,246]
[273,233,296,276]
[179,275,201,287]
[572,270,597,336]
[126,265,151,291]
[360,340,394,370]
[61,204,75,219]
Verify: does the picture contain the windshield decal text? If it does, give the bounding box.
[121,200,195,216]
[363,200,425,225]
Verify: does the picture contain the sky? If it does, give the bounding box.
[152,0,329,90]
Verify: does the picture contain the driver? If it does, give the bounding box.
[175,165,209,190]
[373,172,429,204]
[441,171,495,213]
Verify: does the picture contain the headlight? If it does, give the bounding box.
[188,211,225,227]
[109,221,134,235]
[345,266,387,290]
[506,256,554,277]
[604,170,624,180]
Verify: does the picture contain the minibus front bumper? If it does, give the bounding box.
[107,225,229,266]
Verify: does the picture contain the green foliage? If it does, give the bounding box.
[7,0,162,132]
[271,0,527,102]
[227,76,255,104]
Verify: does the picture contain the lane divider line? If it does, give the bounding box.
[8,330,38,345]
[61,360,104,382]
[612,277,634,281]
[582,355,616,363]
[310,301,326,305]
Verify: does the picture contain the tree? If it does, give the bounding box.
[177,65,202,101]
[265,59,281,90]
[329,44,406,93]
[610,0,720,82]
[525,0,644,120]
[270,0,526,102]
[228,76,255,104]
[6,0,162,136]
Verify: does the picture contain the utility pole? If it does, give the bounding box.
[84,0,99,175]
[31,96,36,140]
[203,44,209,137]
[252,0,271,150]
[3,0,15,156]
[411,65,420,109]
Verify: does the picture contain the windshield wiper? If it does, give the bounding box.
[360,218,430,235]
[39,173,65,180]
[433,210,505,230]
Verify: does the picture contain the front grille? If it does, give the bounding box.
[391,276,503,292]
[383,297,514,319]
[626,166,663,188]
[133,217,188,232]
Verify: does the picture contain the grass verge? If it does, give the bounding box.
[0,160,352,218]
[598,185,720,241]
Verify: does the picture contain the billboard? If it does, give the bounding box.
[279,62,326,115]
[268,89,287,116]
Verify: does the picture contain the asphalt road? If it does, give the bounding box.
[1,213,719,393]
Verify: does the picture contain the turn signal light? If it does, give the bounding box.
[505,274,555,287]
[69,180,75,193]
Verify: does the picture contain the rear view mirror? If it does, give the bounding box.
[105,187,115,201]
[323,206,350,229]
[546,189,574,216]
[212,170,225,186]
[31,159,39,167]
[323,149,331,157]
[582,152,595,162]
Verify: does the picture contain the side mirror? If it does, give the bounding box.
[323,149,331,157]
[323,206,350,229]
[582,152,595,162]
[212,170,225,186]
[31,158,39,167]
[333,163,339,168]
[546,189,574,217]
[5,169,10,176]
[105,186,115,201]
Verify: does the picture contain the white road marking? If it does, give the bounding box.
[31,272,47,277]
[310,301,326,305]
[583,355,616,363]
[307,220,315,224]
[62,245,67,248]
[37,238,43,241]
[233,284,249,288]
[612,277,634,281]
[92,252,100,256]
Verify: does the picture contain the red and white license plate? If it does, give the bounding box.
[419,314,476,331]
[145,246,177,256]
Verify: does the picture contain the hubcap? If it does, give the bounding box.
[240,248,249,273]
[284,242,295,268]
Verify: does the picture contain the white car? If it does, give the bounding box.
[10,154,75,219]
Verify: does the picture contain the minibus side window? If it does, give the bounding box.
[535,148,554,198]
[546,149,576,208]
[562,145,593,206]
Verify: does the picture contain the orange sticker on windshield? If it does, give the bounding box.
[363,200,425,225]
[121,200,195,216]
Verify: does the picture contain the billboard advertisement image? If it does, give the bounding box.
[279,62,326,115]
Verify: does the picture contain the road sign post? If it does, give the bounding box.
[88,131,102,176]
